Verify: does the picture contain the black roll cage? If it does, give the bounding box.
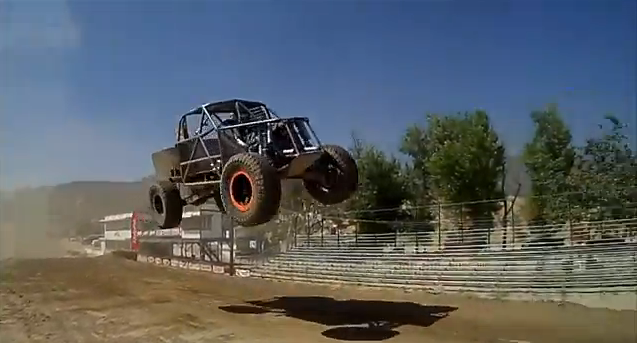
[173,99,323,186]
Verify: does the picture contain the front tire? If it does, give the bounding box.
[220,153,282,227]
[303,144,358,205]
[149,181,183,228]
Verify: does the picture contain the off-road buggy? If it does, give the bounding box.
[149,99,358,228]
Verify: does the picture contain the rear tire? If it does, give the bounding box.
[149,181,183,228]
[220,153,282,227]
[303,144,358,205]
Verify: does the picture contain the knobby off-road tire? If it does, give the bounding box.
[220,153,282,227]
[148,181,183,228]
[304,144,358,205]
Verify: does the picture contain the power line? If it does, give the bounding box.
[278,202,637,226]
[317,187,637,216]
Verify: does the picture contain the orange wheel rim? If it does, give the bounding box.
[229,171,253,212]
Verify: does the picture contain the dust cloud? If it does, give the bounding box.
[1,0,83,259]
[0,0,144,260]
[0,189,70,260]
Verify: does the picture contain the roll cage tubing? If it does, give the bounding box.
[174,101,323,183]
[176,101,321,146]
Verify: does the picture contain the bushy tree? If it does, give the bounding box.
[400,125,434,224]
[398,162,435,230]
[346,135,414,234]
[280,180,312,212]
[522,104,575,224]
[402,110,506,230]
[568,115,637,221]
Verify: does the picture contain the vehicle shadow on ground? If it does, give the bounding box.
[219,296,457,341]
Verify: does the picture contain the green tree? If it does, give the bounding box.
[568,115,637,222]
[346,135,414,234]
[402,110,506,234]
[400,125,434,225]
[399,162,435,230]
[522,104,575,225]
[280,180,313,212]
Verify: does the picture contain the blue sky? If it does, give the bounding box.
[1,0,635,189]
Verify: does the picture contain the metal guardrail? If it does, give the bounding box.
[293,217,637,250]
[251,218,637,301]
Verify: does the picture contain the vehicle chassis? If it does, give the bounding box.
[151,99,328,211]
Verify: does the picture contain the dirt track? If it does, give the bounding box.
[0,255,635,343]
